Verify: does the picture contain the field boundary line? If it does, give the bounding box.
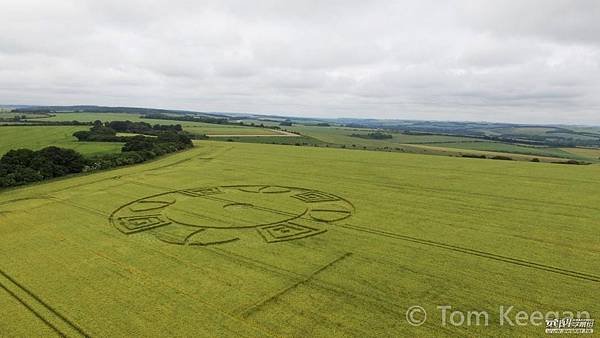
[218,161,600,214]
[0,269,90,337]
[84,250,276,338]
[145,157,193,171]
[200,246,405,318]
[48,196,109,217]
[111,178,599,283]
[0,282,65,337]
[241,252,352,318]
[338,223,600,283]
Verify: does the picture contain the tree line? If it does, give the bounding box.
[0,147,86,188]
[0,120,194,189]
[141,113,284,131]
[141,113,229,125]
[73,120,187,142]
[350,132,393,140]
[85,132,193,171]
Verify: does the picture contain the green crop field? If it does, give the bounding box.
[0,126,123,157]
[0,111,49,119]
[432,142,580,159]
[287,125,474,146]
[39,112,145,123]
[393,143,571,162]
[38,113,280,136]
[244,125,588,162]
[185,125,280,136]
[0,141,598,337]
[562,147,600,159]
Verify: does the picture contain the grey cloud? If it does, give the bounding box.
[457,0,600,45]
[1,0,599,124]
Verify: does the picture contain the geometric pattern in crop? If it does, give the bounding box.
[115,215,171,234]
[257,222,326,243]
[179,187,223,197]
[109,185,354,246]
[292,191,340,203]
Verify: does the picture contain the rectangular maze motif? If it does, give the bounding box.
[292,191,340,203]
[180,187,223,197]
[258,222,325,243]
[117,215,171,234]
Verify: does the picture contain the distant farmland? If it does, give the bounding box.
[0,125,123,157]
[9,111,600,163]
[0,141,598,336]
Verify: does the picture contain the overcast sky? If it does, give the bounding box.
[1,1,600,124]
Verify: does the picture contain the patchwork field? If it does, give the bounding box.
[398,143,572,162]
[0,126,123,157]
[431,142,578,159]
[186,125,281,136]
[280,125,600,162]
[562,147,600,159]
[0,141,598,337]
[38,112,144,123]
[17,112,600,162]
[287,126,475,145]
[0,111,49,119]
[37,113,281,136]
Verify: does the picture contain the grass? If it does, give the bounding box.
[487,126,600,141]
[217,125,581,162]
[288,125,474,145]
[495,127,556,135]
[38,112,281,136]
[0,141,598,337]
[391,143,572,162]
[0,111,49,119]
[208,135,321,145]
[569,126,600,134]
[561,147,600,159]
[0,126,123,157]
[185,125,279,136]
[267,125,600,162]
[32,113,599,162]
[432,141,578,159]
[39,112,145,122]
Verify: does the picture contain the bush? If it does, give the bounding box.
[350,132,393,140]
[74,120,186,141]
[552,160,590,165]
[0,147,86,188]
[491,156,513,161]
[462,154,486,159]
[122,136,156,152]
[2,122,195,189]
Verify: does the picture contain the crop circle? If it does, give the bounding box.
[109,185,354,246]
